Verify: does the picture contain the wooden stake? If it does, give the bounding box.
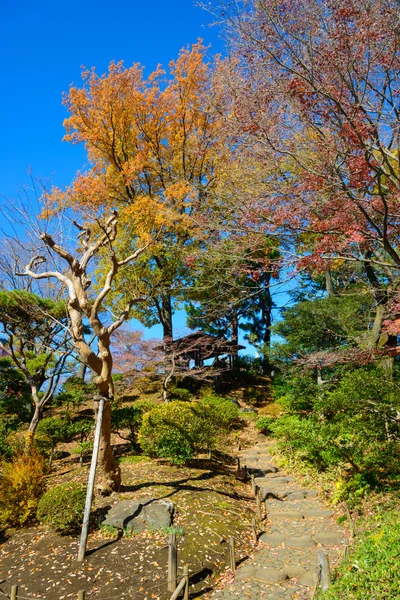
[229,536,236,571]
[183,565,189,600]
[168,533,178,593]
[251,474,256,496]
[169,577,186,600]
[78,592,85,600]
[318,552,331,591]
[77,397,105,562]
[243,465,248,482]
[344,538,349,561]
[251,517,257,543]
[256,486,262,520]
[10,586,18,600]
[237,457,241,472]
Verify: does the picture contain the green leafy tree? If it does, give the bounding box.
[0,290,72,442]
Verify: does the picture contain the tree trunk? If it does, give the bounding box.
[95,399,121,495]
[230,313,239,368]
[325,271,335,296]
[76,362,87,381]
[26,397,42,446]
[161,293,173,341]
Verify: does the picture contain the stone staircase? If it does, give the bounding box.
[211,441,347,600]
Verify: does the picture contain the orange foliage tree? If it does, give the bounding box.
[46,42,226,339]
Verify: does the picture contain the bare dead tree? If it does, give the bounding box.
[19,211,152,494]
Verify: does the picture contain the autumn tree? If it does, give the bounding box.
[21,212,151,494]
[45,42,227,340]
[213,0,400,352]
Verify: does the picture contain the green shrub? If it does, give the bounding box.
[139,402,204,464]
[0,421,13,460]
[168,386,193,402]
[0,450,47,528]
[199,394,240,429]
[139,397,241,465]
[36,482,86,534]
[111,400,154,450]
[255,416,276,434]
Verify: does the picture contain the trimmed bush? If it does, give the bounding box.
[37,482,86,534]
[199,394,240,429]
[139,402,204,464]
[0,450,47,528]
[139,397,241,464]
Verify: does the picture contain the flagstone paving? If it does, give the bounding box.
[211,441,347,599]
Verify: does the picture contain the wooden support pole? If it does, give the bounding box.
[78,592,85,600]
[237,457,241,472]
[229,536,236,571]
[256,486,262,520]
[10,586,18,600]
[183,565,189,600]
[168,533,178,593]
[343,537,349,561]
[251,474,256,496]
[77,397,105,562]
[169,577,186,600]
[318,552,331,591]
[251,517,258,543]
[243,465,248,482]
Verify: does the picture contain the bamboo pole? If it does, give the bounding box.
[229,536,236,571]
[183,565,189,600]
[10,586,18,600]
[77,397,105,562]
[168,533,178,593]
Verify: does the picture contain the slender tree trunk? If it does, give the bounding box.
[26,392,42,445]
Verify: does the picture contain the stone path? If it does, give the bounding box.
[211,441,347,599]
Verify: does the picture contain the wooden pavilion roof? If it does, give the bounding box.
[160,332,245,361]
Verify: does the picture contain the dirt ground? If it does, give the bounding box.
[0,441,260,600]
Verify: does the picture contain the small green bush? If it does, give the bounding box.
[139,402,203,464]
[169,386,193,402]
[199,394,240,429]
[139,397,241,464]
[36,482,86,534]
[255,416,276,434]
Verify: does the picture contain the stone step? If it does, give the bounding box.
[235,562,319,586]
[258,486,300,499]
[255,476,295,486]
[259,530,346,547]
[267,507,333,519]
